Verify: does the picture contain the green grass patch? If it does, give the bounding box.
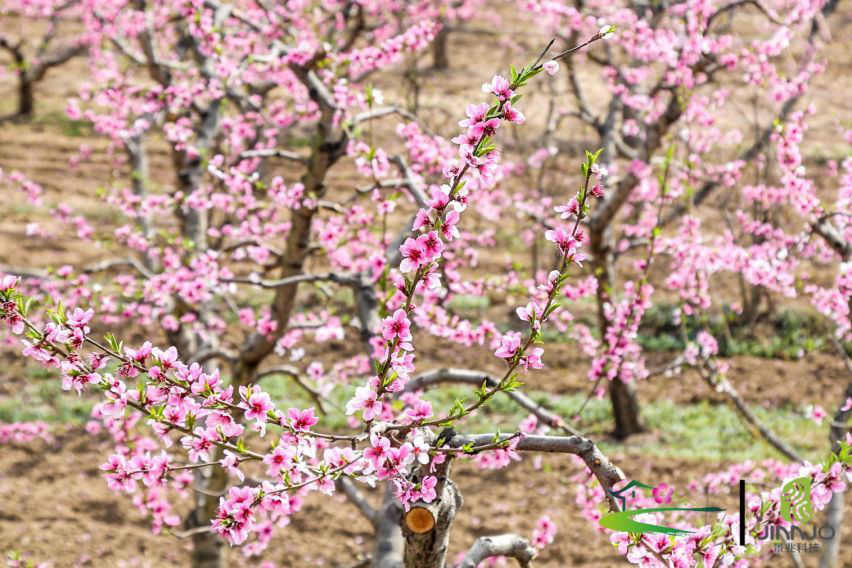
[0,368,94,424]
[638,304,839,360]
[34,110,93,137]
[446,294,491,314]
[623,399,823,462]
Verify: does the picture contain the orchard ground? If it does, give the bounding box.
[1,2,851,567]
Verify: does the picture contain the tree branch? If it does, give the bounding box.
[459,534,537,568]
[255,365,329,414]
[812,216,851,260]
[404,368,581,436]
[222,272,360,289]
[698,357,804,462]
[239,148,307,163]
[819,381,852,568]
[83,256,154,279]
[337,477,379,529]
[447,433,624,510]
[372,485,405,568]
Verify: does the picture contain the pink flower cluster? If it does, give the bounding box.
[0,421,53,445]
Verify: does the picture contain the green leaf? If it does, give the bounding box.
[544,302,561,319]
[477,380,489,398]
[450,398,466,418]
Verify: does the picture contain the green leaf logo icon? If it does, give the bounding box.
[780,476,814,524]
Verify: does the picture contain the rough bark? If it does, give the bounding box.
[191,528,224,568]
[819,381,852,568]
[373,486,405,568]
[165,86,225,568]
[609,379,643,439]
[401,480,462,568]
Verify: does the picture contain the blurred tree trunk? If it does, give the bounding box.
[819,381,852,568]
[18,77,34,116]
[431,24,449,70]
[590,225,644,438]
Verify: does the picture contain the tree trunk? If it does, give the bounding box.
[431,24,449,70]
[168,97,224,568]
[18,76,34,117]
[192,529,224,568]
[373,485,405,568]
[401,480,462,568]
[819,381,852,568]
[589,225,644,438]
[609,379,644,439]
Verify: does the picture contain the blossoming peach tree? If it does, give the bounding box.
[501,0,845,441]
[0,1,850,568]
[0,0,87,118]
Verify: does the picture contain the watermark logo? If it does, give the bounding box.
[752,476,834,554]
[600,475,835,554]
[599,479,723,535]
[779,476,814,524]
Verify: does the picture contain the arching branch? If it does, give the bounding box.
[337,477,379,529]
[446,433,625,510]
[459,534,537,568]
[404,368,581,436]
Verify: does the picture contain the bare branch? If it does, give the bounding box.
[0,266,48,280]
[222,272,360,289]
[351,106,420,127]
[373,486,405,568]
[83,256,154,279]
[221,238,283,257]
[239,148,307,163]
[337,477,379,529]
[459,534,537,568]
[447,433,624,510]
[661,73,800,227]
[2,256,154,281]
[698,357,804,463]
[706,0,782,31]
[255,365,329,414]
[292,67,339,111]
[564,40,600,131]
[405,368,581,436]
[28,42,87,82]
[389,155,428,208]
[190,348,237,365]
[812,216,851,260]
[167,525,213,539]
